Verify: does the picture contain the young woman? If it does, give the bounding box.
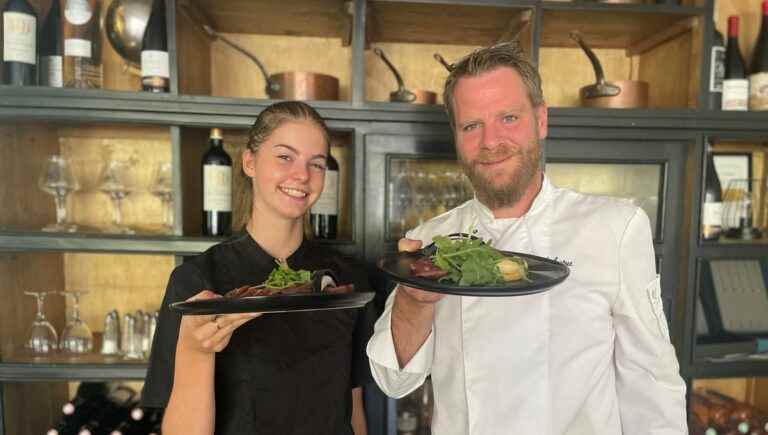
[142,101,373,435]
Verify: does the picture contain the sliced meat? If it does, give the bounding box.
[410,257,449,279]
[224,281,315,298]
[322,284,355,294]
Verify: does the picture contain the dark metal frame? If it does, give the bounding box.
[1,0,768,434]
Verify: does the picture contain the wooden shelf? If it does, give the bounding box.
[0,231,219,255]
[540,4,702,49]
[368,1,533,46]
[686,359,768,379]
[190,0,351,39]
[0,354,147,381]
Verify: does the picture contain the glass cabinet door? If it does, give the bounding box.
[387,158,473,241]
[545,161,664,239]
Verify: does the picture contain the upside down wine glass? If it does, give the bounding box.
[59,290,93,354]
[24,291,58,355]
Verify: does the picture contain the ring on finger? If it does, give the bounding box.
[213,316,223,330]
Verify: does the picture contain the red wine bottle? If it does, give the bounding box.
[2,0,37,86]
[709,15,726,110]
[310,153,339,239]
[202,128,232,236]
[749,0,768,110]
[722,15,749,110]
[702,150,723,241]
[140,0,169,93]
[39,0,62,87]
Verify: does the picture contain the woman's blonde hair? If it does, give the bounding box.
[233,101,331,231]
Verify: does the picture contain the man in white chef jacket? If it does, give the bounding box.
[366,42,688,435]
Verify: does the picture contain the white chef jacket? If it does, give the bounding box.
[367,175,687,435]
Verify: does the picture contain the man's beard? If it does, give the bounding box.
[460,141,541,210]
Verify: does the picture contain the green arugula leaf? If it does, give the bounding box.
[265,259,312,289]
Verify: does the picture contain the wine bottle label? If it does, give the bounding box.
[65,38,92,58]
[141,50,169,78]
[709,46,725,92]
[311,170,339,215]
[702,202,723,226]
[721,79,749,110]
[40,56,63,87]
[748,71,768,110]
[203,165,232,212]
[64,0,92,25]
[2,12,37,65]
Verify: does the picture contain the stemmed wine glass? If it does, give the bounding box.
[38,155,80,233]
[98,157,136,234]
[59,290,93,354]
[23,291,58,356]
[149,162,174,232]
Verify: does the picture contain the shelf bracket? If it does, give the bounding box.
[626,16,698,57]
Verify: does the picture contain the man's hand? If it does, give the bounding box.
[396,238,445,305]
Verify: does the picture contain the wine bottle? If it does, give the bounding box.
[62,0,101,88]
[702,150,723,241]
[47,383,110,435]
[202,128,232,236]
[109,407,163,435]
[77,389,135,435]
[709,10,726,110]
[749,0,768,110]
[1,0,37,86]
[140,0,169,93]
[310,153,339,239]
[39,0,62,87]
[722,15,749,111]
[705,390,768,433]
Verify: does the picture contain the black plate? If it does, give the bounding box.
[170,292,375,315]
[377,249,570,297]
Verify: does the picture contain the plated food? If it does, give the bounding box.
[225,259,354,298]
[377,233,570,297]
[170,259,371,315]
[410,235,529,285]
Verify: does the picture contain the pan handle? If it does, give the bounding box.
[179,2,280,96]
[373,47,416,103]
[568,31,620,98]
[434,53,453,72]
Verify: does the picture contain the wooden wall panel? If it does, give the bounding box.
[540,47,631,108]
[177,0,213,95]
[58,125,172,234]
[638,31,694,109]
[364,42,479,104]
[63,253,174,334]
[209,33,352,101]
[0,123,60,230]
[0,253,68,435]
[693,378,751,402]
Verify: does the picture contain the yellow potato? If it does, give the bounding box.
[496,258,525,282]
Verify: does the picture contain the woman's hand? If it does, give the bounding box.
[177,290,261,354]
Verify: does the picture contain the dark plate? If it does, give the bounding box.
[170,292,375,315]
[377,249,570,297]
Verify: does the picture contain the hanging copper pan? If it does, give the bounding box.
[373,48,437,104]
[569,31,649,109]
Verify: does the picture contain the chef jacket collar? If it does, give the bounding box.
[470,174,553,224]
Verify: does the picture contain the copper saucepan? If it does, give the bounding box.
[180,3,339,101]
[569,31,649,109]
[373,48,437,104]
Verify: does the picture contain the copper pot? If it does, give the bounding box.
[179,2,339,101]
[267,72,339,101]
[374,48,437,104]
[570,31,649,109]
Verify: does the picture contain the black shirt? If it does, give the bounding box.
[142,233,375,435]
